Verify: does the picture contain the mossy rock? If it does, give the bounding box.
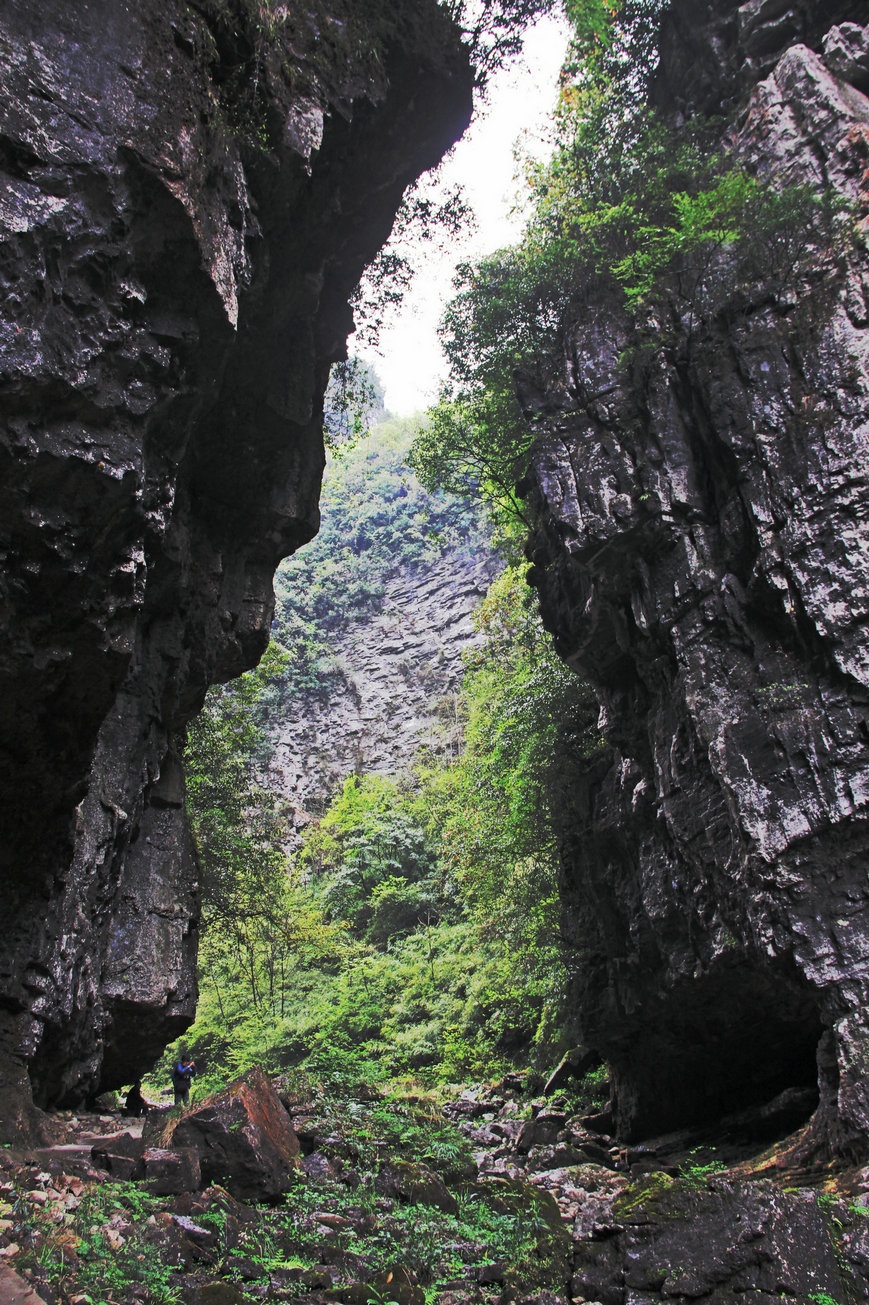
[481,1179,572,1293]
[612,1171,679,1223]
[187,1283,249,1305]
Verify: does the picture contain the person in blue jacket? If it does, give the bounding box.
[171,1052,196,1107]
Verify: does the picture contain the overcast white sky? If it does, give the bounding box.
[353,14,570,416]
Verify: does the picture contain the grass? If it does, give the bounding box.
[12,1180,183,1304]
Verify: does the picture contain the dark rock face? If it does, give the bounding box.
[574,1174,859,1305]
[171,1065,301,1200]
[652,0,869,118]
[527,12,869,1154]
[0,0,472,1129]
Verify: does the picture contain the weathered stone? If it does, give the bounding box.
[92,1151,141,1182]
[824,21,869,93]
[302,1152,340,1181]
[90,1128,146,1180]
[517,1114,568,1154]
[0,1265,49,1305]
[142,1145,201,1195]
[651,0,867,117]
[267,546,499,824]
[373,1160,458,1213]
[170,1065,300,1200]
[171,1213,216,1246]
[543,1046,601,1096]
[526,10,869,1158]
[0,0,472,1132]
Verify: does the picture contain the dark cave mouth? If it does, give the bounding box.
[611,960,823,1142]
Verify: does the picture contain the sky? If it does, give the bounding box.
[354,14,571,416]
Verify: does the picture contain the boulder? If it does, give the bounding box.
[171,1066,300,1201]
[143,1146,201,1195]
[0,1265,49,1304]
[517,1113,567,1154]
[91,1130,145,1181]
[543,1046,602,1096]
[302,1152,340,1181]
[373,1160,458,1214]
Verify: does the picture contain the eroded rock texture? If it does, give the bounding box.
[268,549,499,820]
[527,6,869,1156]
[0,0,471,1129]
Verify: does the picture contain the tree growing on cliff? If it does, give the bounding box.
[410,0,848,523]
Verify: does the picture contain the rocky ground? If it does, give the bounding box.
[3,1068,869,1304]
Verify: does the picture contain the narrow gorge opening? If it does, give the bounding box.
[4,0,869,1300]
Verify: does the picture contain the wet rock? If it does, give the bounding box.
[526,8,869,1157]
[143,1146,201,1195]
[171,1066,300,1200]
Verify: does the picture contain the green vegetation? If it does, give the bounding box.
[678,1149,726,1186]
[169,0,844,1124]
[8,1086,571,1303]
[173,554,594,1096]
[410,2,848,522]
[269,415,487,703]
[12,1181,182,1304]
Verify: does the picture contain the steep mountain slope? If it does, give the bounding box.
[264,420,500,817]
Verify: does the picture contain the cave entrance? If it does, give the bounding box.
[611,959,822,1142]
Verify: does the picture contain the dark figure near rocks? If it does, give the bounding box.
[172,1054,196,1107]
[122,1080,149,1117]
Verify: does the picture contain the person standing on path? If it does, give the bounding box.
[171,1053,196,1107]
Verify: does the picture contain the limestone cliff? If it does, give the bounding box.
[526,3,869,1157]
[268,549,500,820]
[0,0,472,1131]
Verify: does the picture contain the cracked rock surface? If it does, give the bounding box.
[526,6,869,1156]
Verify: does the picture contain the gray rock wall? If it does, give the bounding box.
[0,0,472,1128]
[268,549,500,820]
[527,12,869,1157]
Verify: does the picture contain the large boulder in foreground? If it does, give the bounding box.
[171,1067,301,1201]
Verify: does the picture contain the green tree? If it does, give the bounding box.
[301,775,440,944]
[411,0,846,524]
